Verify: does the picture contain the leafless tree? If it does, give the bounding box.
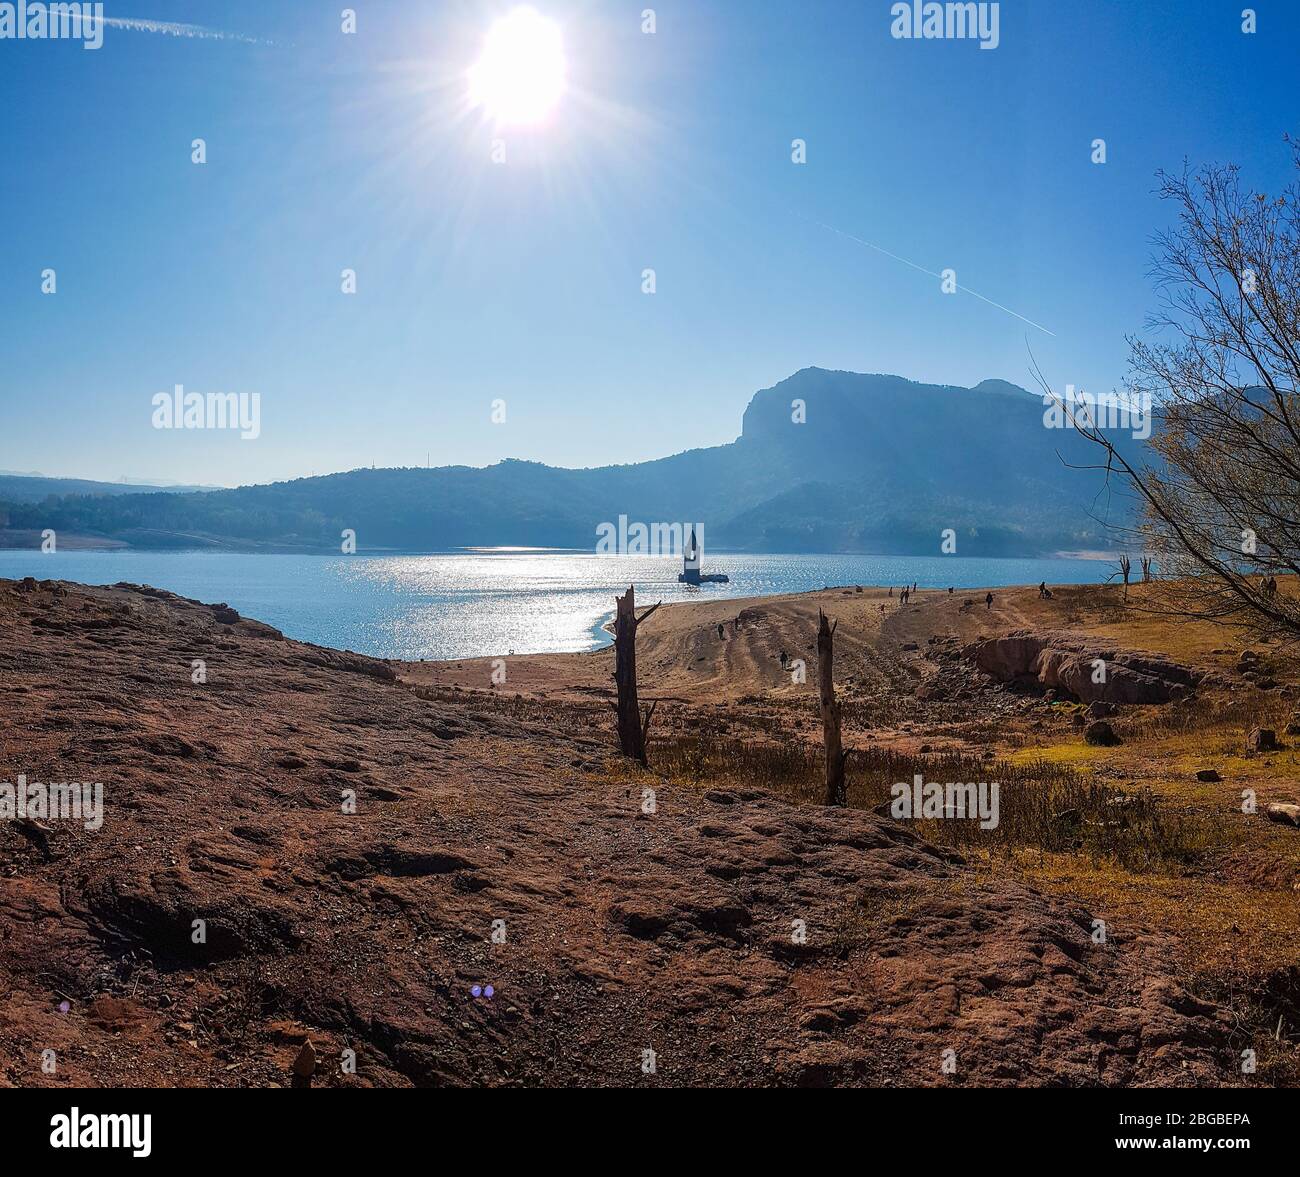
[1038,140,1300,640]
[1140,555,1153,582]
[1118,553,1132,600]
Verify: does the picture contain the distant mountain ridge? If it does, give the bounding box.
[0,474,219,502]
[0,369,1147,555]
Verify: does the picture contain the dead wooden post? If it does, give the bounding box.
[613,585,661,765]
[817,609,849,806]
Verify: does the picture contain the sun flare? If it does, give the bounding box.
[467,6,567,126]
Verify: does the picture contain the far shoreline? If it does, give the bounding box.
[0,536,1120,561]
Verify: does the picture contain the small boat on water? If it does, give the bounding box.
[678,528,729,585]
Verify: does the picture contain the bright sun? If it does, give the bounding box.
[468,6,567,126]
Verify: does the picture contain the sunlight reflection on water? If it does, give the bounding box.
[0,549,1107,660]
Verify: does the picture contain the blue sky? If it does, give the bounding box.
[1,0,1297,486]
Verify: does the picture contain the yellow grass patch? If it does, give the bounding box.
[1003,742,1103,767]
[979,849,1300,979]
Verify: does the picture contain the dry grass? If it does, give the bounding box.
[1000,848,1300,1085]
[1000,850,1300,974]
[652,721,1300,1082]
[653,729,1225,872]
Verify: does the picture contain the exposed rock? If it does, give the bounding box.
[1265,803,1300,828]
[1195,769,1221,783]
[1084,720,1121,746]
[13,817,53,861]
[965,630,1198,704]
[293,1040,318,1076]
[1246,727,1280,754]
[301,646,398,682]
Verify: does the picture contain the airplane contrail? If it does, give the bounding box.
[80,14,274,45]
[798,212,1057,338]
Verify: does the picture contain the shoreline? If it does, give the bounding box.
[0,534,1119,560]
[0,558,1109,665]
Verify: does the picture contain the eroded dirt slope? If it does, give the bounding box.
[0,578,1236,1086]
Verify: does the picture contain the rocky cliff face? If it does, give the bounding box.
[721,368,1149,552]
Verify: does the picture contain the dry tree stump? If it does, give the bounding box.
[818,609,849,806]
[613,585,661,765]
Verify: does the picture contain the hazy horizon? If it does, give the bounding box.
[8,364,1043,488]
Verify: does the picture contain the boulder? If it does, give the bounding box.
[1084,720,1121,747]
[1195,769,1221,783]
[1246,727,1280,754]
[292,1038,317,1078]
[1265,803,1300,828]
